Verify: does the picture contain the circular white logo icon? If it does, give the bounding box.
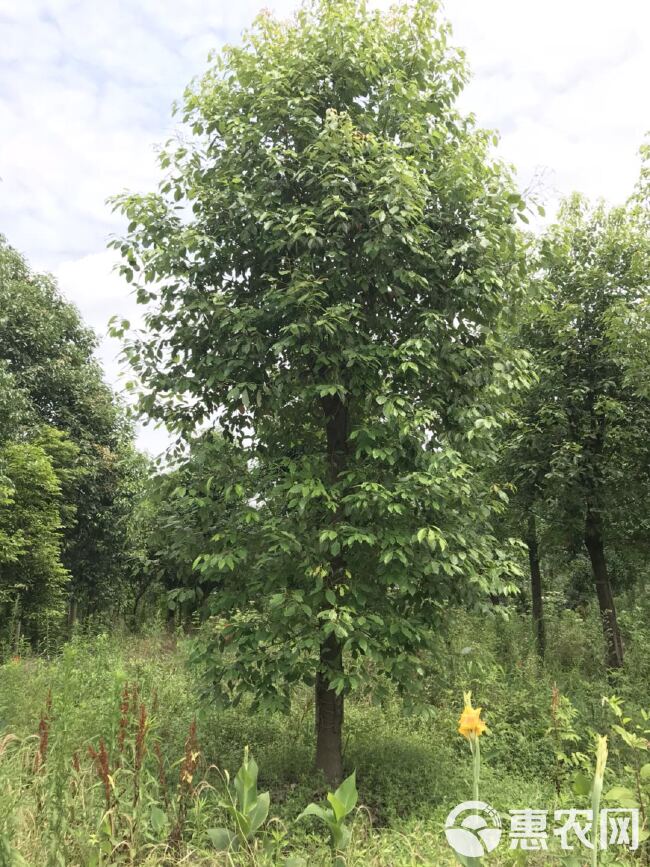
[445,801,502,858]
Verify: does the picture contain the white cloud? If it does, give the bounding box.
[53,250,173,457]
[1,0,648,453]
[449,0,650,205]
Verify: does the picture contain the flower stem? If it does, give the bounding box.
[472,734,480,802]
[591,736,608,867]
[591,785,601,867]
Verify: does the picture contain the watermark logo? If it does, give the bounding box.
[445,801,503,858]
[445,803,639,857]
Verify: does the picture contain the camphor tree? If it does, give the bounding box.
[515,174,650,670]
[112,0,529,782]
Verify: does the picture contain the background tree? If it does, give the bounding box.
[113,0,529,782]
[0,236,144,632]
[507,186,650,670]
[0,436,70,648]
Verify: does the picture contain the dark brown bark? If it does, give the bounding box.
[12,618,21,654]
[67,596,78,635]
[315,631,344,786]
[526,513,546,659]
[321,394,349,481]
[11,595,21,653]
[584,507,623,669]
[315,394,349,785]
[132,575,155,627]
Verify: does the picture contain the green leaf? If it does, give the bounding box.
[207,828,238,851]
[149,805,167,835]
[333,824,351,851]
[298,803,331,824]
[333,771,358,816]
[572,771,592,797]
[613,724,648,750]
[235,751,259,813]
[327,792,347,823]
[248,791,270,834]
[604,785,638,807]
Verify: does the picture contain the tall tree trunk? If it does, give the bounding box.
[67,596,78,636]
[132,575,154,630]
[584,506,623,669]
[11,595,21,654]
[316,394,349,786]
[315,631,344,785]
[526,513,546,659]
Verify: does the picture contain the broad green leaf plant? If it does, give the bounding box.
[298,771,358,865]
[207,747,270,853]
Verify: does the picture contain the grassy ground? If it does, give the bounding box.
[0,606,646,865]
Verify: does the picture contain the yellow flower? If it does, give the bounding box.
[458,691,487,740]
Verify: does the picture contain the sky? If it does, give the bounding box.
[1,0,648,454]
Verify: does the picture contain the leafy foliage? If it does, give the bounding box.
[0,436,69,640]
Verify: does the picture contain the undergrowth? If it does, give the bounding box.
[0,602,646,866]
